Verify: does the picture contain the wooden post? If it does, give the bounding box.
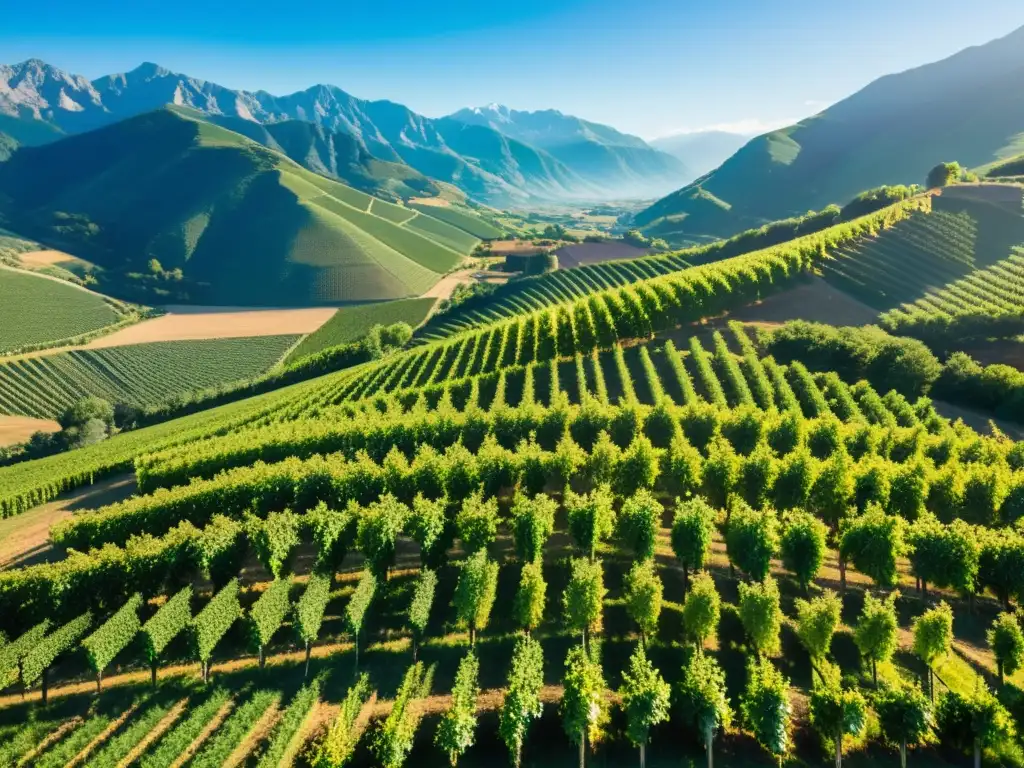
[151,660,158,687]
[706,723,714,768]
[304,642,312,679]
[96,670,102,694]
[41,667,48,707]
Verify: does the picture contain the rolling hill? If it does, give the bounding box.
[1,59,680,204]
[636,24,1024,241]
[0,107,483,306]
[447,104,689,197]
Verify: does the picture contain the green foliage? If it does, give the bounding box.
[566,486,616,560]
[725,503,779,582]
[0,621,50,687]
[249,510,301,579]
[908,515,979,594]
[357,494,408,577]
[309,674,373,768]
[456,491,500,554]
[408,568,437,646]
[307,502,355,575]
[780,510,827,589]
[190,579,241,666]
[22,611,92,686]
[671,496,714,579]
[372,661,435,768]
[561,644,608,753]
[191,689,281,768]
[345,570,377,639]
[854,591,900,673]
[563,557,607,642]
[809,676,867,762]
[912,601,954,669]
[795,590,841,661]
[675,649,732,751]
[141,687,231,768]
[623,560,663,641]
[140,586,191,666]
[406,493,448,568]
[873,683,932,759]
[83,592,142,677]
[741,656,792,759]
[256,678,322,768]
[738,577,783,656]
[454,550,499,644]
[616,434,661,494]
[295,572,332,646]
[514,561,547,633]
[682,571,721,648]
[619,644,671,749]
[437,651,480,766]
[839,505,906,588]
[499,634,545,768]
[927,161,962,188]
[988,612,1024,682]
[511,492,556,563]
[936,687,1015,759]
[617,489,662,560]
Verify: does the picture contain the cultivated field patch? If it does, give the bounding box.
[0,415,60,447]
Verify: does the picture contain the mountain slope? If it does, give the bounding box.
[448,104,689,197]
[637,24,1024,239]
[0,60,638,204]
[0,107,479,306]
[649,130,750,179]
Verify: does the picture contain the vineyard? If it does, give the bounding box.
[0,335,300,420]
[3,191,1024,767]
[0,267,140,355]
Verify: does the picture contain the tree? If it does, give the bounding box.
[499,635,545,768]
[456,491,500,555]
[807,449,855,532]
[908,516,979,598]
[874,683,931,768]
[854,591,900,686]
[619,644,671,768]
[408,569,437,662]
[59,396,114,445]
[562,644,608,768]
[249,510,301,579]
[623,560,663,645]
[407,494,449,569]
[738,577,783,657]
[795,590,842,671]
[927,161,962,188]
[618,490,662,560]
[675,650,732,768]
[510,493,557,563]
[345,571,377,672]
[913,601,953,701]
[566,487,616,560]
[82,593,142,691]
[514,561,547,635]
[617,435,661,494]
[741,656,791,763]
[563,558,606,651]
[454,551,499,647]
[780,511,828,591]
[839,506,906,589]
[936,687,1015,768]
[247,579,291,668]
[987,612,1024,686]
[683,572,721,650]
[357,495,407,578]
[809,673,867,768]
[436,651,480,766]
[671,497,715,594]
[726,503,779,582]
[295,573,332,679]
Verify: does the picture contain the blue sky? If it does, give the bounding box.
[3,0,1023,139]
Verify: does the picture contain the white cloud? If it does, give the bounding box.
[651,116,800,140]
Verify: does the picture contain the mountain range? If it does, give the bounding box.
[649,130,751,179]
[0,60,687,205]
[636,23,1024,242]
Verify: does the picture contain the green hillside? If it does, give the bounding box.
[0,267,137,354]
[0,108,479,306]
[636,24,1024,241]
[284,297,435,364]
[407,202,504,240]
[0,335,299,419]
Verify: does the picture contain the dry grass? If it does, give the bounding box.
[87,306,337,348]
[0,414,60,447]
[17,249,97,271]
[729,276,880,327]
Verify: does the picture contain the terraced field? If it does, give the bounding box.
[0,336,300,420]
[3,193,1024,768]
[0,268,137,354]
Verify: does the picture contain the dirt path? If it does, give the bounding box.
[121,698,188,767]
[0,472,136,569]
[0,415,61,447]
[420,269,477,301]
